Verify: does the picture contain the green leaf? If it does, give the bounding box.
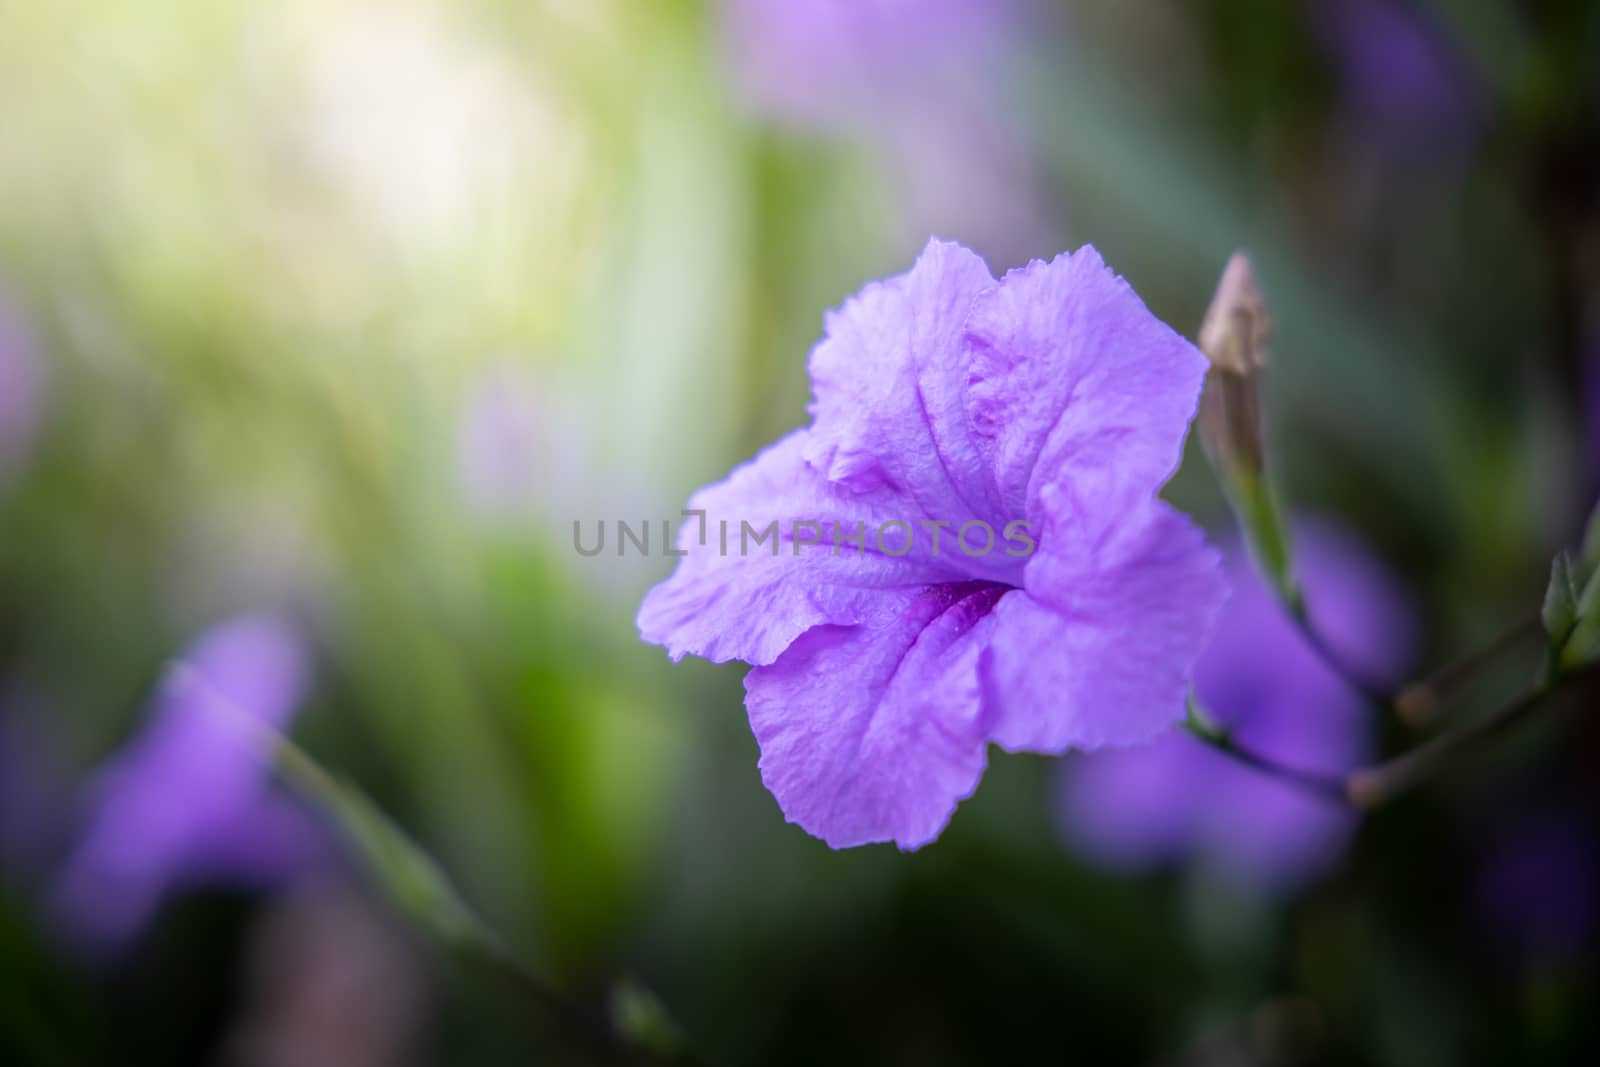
[1560,563,1600,672]
[266,738,493,953]
[1542,507,1600,674]
[1577,561,1600,622]
[1542,551,1580,646]
[168,662,497,954]
[197,699,665,1060]
[1580,498,1600,581]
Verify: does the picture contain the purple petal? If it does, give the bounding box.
[1060,729,1359,891]
[457,363,541,516]
[636,430,967,666]
[1312,0,1479,140]
[1198,753,1360,890]
[53,614,315,952]
[722,0,1056,265]
[1197,521,1415,739]
[1055,731,1200,871]
[803,239,1004,526]
[639,238,1226,850]
[1058,518,1410,891]
[181,794,329,886]
[964,248,1208,523]
[981,501,1226,753]
[723,0,1023,129]
[745,582,1005,849]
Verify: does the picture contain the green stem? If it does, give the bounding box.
[1346,675,1575,809]
[1227,470,1397,715]
[182,663,697,1064]
[1286,597,1396,714]
[1393,613,1543,726]
[1189,666,1593,811]
[1182,700,1350,804]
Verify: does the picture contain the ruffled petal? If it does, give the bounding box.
[1059,518,1398,892]
[979,501,1226,753]
[637,431,966,666]
[745,581,1006,849]
[804,239,1008,535]
[963,247,1208,523]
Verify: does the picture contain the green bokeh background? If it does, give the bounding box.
[2,1,1598,1064]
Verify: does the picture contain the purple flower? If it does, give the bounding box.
[723,0,1022,128]
[53,614,324,954]
[1475,810,1597,959]
[0,290,45,480]
[457,362,543,517]
[1310,0,1479,147]
[638,240,1226,849]
[1058,520,1414,891]
[722,0,1057,265]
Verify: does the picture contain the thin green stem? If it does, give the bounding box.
[1286,598,1396,714]
[1182,706,1350,804]
[1189,665,1594,812]
[1346,671,1585,809]
[1393,613,1543,726]
[184,663,698,1065]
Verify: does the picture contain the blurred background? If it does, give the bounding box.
[2,0,1598,1064]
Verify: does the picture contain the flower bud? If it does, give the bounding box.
[1196,252,1297,607]
[1197,252,1270,481]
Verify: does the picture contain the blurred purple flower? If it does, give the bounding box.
[725,0,1025,122]
[639,239,1225,849]
[1475,811,1597,959]
[1310,0,1479,147]
[0,685,69,874]
[0,290,46,479]
[53,614,325,955]
[1058,520,1414,891]
[722,0,1057,264]
[454,361,664,600]
[457,362,543,517]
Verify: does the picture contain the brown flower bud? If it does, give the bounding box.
[1196,252,1297,606]
[1197,252,1270,481]
[1199,252,1270,373]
